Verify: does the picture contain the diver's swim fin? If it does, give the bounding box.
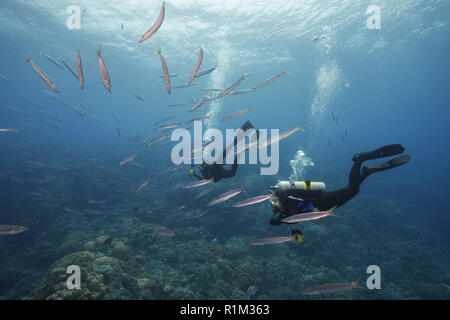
[352,144,405,162]
[362,155,411,175]
[241,120,254,132]
[231,121,259,147]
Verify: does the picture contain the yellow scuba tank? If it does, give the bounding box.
[270,180,326,194]
[269,180,325,212]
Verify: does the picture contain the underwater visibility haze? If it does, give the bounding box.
[0,0,449,300]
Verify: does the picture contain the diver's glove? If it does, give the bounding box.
[292,229,303,244]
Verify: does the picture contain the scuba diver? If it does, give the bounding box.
[190,120,258,183]
[268,144,411,241]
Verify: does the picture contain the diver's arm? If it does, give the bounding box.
[220,155,239,179]
[193,172,203,180]
[189,168,203,180]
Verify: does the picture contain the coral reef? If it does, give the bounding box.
[1,168,449,300]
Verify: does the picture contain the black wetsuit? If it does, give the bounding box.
[271,144,411,225]
[277,160,364,217]
[191,120,255,183]
[192,158,239,183]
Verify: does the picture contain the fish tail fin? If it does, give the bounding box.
[328,206,338,216]
[353,279,363,289]
[297,124,305,132]
[97,44,102,56]
[247,106,251,112]
[157,47,162,55]
[25,51,32,62]
[78,46,81,55]
[242,73,247,78]
[152,224,157,237]
[283,69,290,74]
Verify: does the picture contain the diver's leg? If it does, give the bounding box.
[349,159,364,187]
[241,121,259,140]
[230,156,239,176]
[315,187,359,211]
[315,161,362,211]
[222,121,256,162]
[352,144,405,162]
[221,155,239,178]
[316,153,410,211]
[241,120,254,132]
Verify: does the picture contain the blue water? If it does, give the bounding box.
[0,0,449,299]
